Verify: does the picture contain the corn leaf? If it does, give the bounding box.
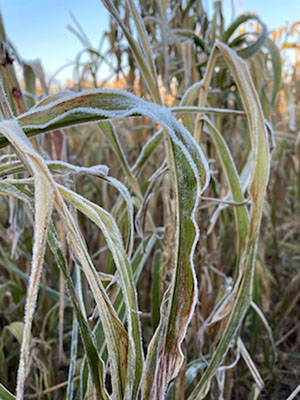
[188,42,270,399]
[202,116,249,259]
[0,180,110,399]
[0,384,15,400]
[264,37,282,105]
[0,120,54,400]
[0,119,130,400]
[57,183,143,399]
[223,14,267,59]
[98,121,142,201]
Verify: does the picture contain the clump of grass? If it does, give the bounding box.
[0,1,299,400]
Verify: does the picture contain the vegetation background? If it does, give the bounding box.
[0,1,299,399]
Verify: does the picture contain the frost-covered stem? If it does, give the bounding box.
[58,220,66,364]
[0,121,54,400]
[171,106,246,117]
[193,45,219,143]
[16,197,49,399]
[0,79,13,119]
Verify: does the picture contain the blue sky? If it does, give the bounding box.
[0,0,298,81]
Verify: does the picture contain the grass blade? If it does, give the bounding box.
[151,249,161,332]
[202,116,249,259]
[98,121,142,200]
[223,14,267,59]
[57,184,143,399]
[47,228,110,400]
[0,118,129,399]
[0,180,110,399]
[188,42,270,399]
[0,384,16,400]
[0,120,54,400]
[264,37,282,105]
[65,266,80,400]
[10,88,210,398]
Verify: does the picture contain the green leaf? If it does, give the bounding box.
[23,62,36,109]
[264,37,282,105]
[47,228,110,400]
[0,120,54,400]
[65,265,80,400]
[202,116,249,259]
[80,235,157,399]
[0,384,16,400]
[223,14,267,59]
[151,249,161,332]
[58,183,143,399]
[98,121,142,201]
[0,180,109,399]
[2,322,24,345]
[0,119,128,400]
[132,129,163,176]
[188,42,270,400]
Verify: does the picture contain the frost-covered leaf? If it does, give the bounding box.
[0,384,15,400]
[0,119,129,400]
[0,178,109,399]
[0,120,54,400]
[57,183,143,399]
[47,159,134,258]
[188,43,270,400]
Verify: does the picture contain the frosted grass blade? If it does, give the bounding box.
[202,116,249,258]
[47,228,110,400]
[57,184,143,399]
[0,119,129,400]
[0,181,110,399]
[46,159,135,258]
[188,42,270,399]
[0,120,54,400]
[0,384,15,400]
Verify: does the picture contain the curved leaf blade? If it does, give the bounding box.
[188,42,270,399]
[0,120,54,400]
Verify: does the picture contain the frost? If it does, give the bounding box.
[48,160,109,178]
[58,183,142,398]
[0,119,54,400]
[105,176,134,258]
[47,159,133,258]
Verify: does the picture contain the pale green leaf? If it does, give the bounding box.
[0,384,16,400]
[188,42,270,399]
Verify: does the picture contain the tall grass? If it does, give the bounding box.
[0,1,299,399]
